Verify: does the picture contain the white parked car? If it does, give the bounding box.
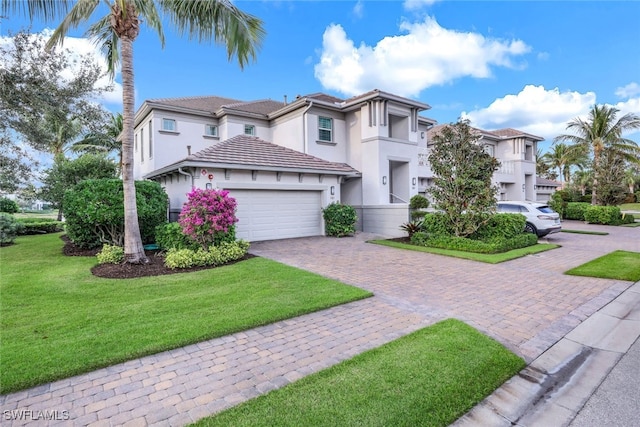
[496,201,562,237]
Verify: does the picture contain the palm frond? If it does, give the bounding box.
[1,0,74,21]
[87,15,121,77]
[160,0,265,68]
[45,0,100,50]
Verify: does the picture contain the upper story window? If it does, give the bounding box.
[161,118,176,132]
[140,128,144,162]
[244,124,255,136]
[318,117,333,142]
[484,144,495,157]
[205,124,218,137]
[148,121,153,158]
[134,133,138,152]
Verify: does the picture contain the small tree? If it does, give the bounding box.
[40,154,118,220]
[428,120,500,237]
[178,188,238,249]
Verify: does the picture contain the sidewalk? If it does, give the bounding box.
[453,280,640,427]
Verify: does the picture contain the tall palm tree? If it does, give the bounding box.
[554,105,640,205]
[542,143,573,186]
[5,0,265,263]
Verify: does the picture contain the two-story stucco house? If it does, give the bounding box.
[133,89,544,241]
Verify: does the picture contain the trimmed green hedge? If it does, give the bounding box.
[472,213,526,240]
[323,203,357,237]
[411,232,537,254]
[584,205,635,225]
[565,202,591,221]
[16,218,64,235]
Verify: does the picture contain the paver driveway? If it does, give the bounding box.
[1,221,637,426]
[250,221,638,362]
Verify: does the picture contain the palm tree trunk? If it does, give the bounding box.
[120,37,147,264]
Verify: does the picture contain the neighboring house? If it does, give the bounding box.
[535,177,561,202]
[425,125,544,202]
[133,89,544,241]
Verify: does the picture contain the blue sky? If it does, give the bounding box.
[2,0,640,153]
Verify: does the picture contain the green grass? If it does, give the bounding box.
[619,203,640,211]
[561,229,609,235]
[565,250,640,281]
[620,221,640,227]
[195,319,525,427]
[369,239,559,264]
[13,211,58,220]
[0,233,371,394]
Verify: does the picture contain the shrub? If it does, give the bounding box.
[400,220,424,238]
[0,198,19,214]
[549,191,570,219]
[409,194,429,210]
[0,213,24,245]
[472,214,526,240]
[564,202,591,221]
[178,188,238,249]
[155,222,198,251]
[584,205,629,225]
[16,218,64,235]
[63,179,168,248]
[410,210,428,221]
[164,240,249,269]
[96,244,125,264]
[635,191,640,203]
[411,232,537,254]
[421,213,452,236]
[323,203,357,237]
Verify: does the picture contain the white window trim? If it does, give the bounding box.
[204,124,219,139]
[317,116,334,144]
[244,124,255,136]
[160,118,179,134]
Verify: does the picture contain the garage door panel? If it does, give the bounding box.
[227,190,322,242]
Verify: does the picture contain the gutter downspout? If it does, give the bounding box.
[178,167,195,189]
[302,101,314,154]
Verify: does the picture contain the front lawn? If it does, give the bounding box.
[565,250,640,281]
[0,233,372,394]
[561,229,609,235]
[195,319,525,427]
[370,239,559,264]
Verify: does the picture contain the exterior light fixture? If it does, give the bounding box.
[522,184,526,191]
[412,177,417,186]
[330,186,335,195]
[382,176,387,185]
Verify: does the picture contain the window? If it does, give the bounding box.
[148,121,153,158]
[205,124,218,137]
[484,144,495,157]
[244,124,255,136]
[134,133,138,152]
[161,118,176,132]
[318,116,333,142]
[140,128,144,162]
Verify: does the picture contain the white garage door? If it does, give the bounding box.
[227,189,323,241]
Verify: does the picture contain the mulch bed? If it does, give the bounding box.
[61,235,253,280]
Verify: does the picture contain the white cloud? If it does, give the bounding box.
[461,85,597,141]
[615,82,640,99]
[0,29,122,106]
[403,0,440,11]
[314,17,531,97]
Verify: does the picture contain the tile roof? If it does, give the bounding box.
[536,177,561,186]
[222,99,286,116]
[187,135,359,174]
[427,124,543,141]
[148,95,242,113]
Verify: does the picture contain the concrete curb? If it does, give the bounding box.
[452,281,640,427]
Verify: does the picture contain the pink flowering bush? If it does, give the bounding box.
[178,188,238,249]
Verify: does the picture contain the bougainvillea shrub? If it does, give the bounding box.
[178,188,238,249]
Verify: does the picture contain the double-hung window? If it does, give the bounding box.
[161,118,176,132]
[148,121,153,158]
[205,124,218,137]
[318,116,333,142]
[244,124,255,136]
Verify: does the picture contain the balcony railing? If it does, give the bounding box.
[497,160,515,175]
[418,147,430,166]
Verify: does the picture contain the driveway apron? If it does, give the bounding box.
[1,221,638,426]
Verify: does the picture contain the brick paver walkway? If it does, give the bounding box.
[1,221,638,426]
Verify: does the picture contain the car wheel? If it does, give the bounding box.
[524,222,537,235]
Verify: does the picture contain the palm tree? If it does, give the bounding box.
[5,0,265,263]
[73,112,124,172]
[542,143,573,186]
[554,105,640,205]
